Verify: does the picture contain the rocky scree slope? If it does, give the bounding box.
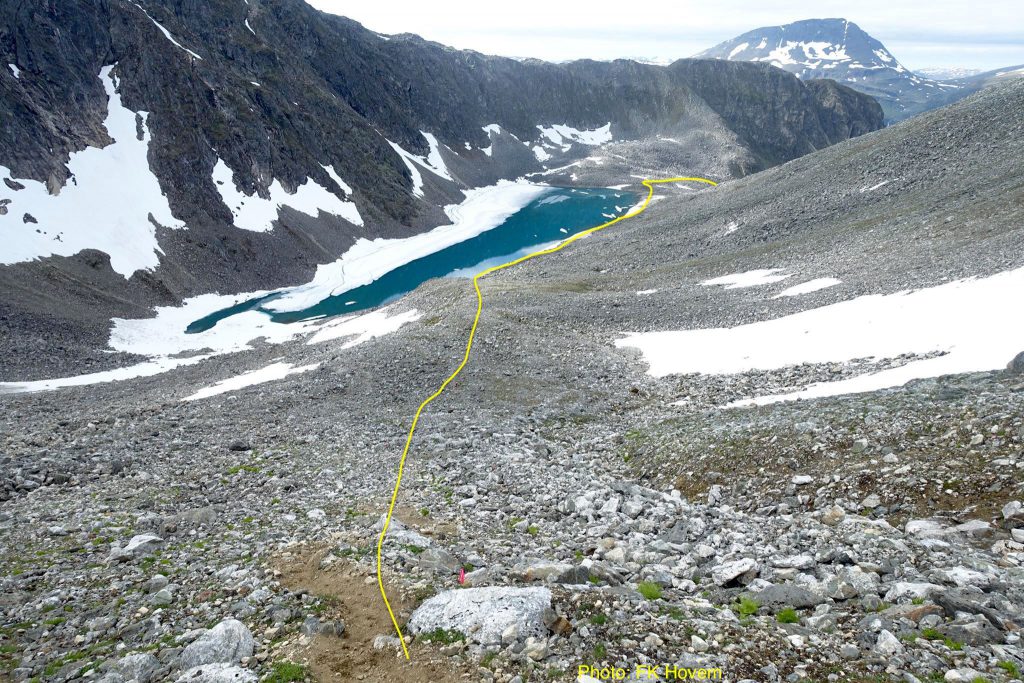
[0,79,1020,683]
[0,0,882,380]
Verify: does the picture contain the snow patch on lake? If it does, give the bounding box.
[702,269,792,289]
[537,194,570,206]
[264,181,551,313]
[616,266,1024,405]
[774,278,842,298]
[0,66,184,277]
[184,362,320,401]
[212,158,362,230]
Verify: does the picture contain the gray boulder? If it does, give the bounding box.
[113,653,160,683]
[414,548,461,573]
[941,619,1002,646]
[408,586,551,646]
[179,619,254,671]
[711,558,759,587]
[754,584,826,609]
[108,534,163,563]
[1007,351,1024,375]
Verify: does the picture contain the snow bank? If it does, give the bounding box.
[616,266,1024,404]
[860,180,891,193]
[773,278,841,298]
[263,181,550,313]
[386,132,455,197]
[307,308,422,347]
[1,66,184,277]
[0,355,213,394]
[212,158,362,230]
[729,42,749,59]
[702,269,792,289]
[130,2,203,60]
[420,132,454,181]
[183,362,320,401]
[536,123,612,147]
[320,164,354,196]
[532,146,552,162]
[8,64,19,79]
[1,302,421,394]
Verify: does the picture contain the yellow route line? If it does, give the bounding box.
[375,176,718,660]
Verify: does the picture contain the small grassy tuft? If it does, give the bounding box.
[637,581,663,600]
[776,607,799,624]
[997,661,1020,678]
[265,661,309,683]
[736,596,760,618]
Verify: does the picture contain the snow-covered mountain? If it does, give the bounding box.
[696,18,965,122]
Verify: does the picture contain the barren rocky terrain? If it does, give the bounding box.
[0,72,1022,683]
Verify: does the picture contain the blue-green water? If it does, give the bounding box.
[186,187,635,333]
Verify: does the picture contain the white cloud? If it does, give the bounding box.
[305,0,1024,70]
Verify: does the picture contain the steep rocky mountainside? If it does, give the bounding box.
[697,18,975,122]
[0,80,1021,682]
[0,0,883,379]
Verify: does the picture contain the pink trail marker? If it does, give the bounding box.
[458,568,466,585]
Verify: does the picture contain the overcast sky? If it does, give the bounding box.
[306,1,1023,71]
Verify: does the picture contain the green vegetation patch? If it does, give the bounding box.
[776,607,799,624]
[266,661,310,683]
[418,628,465,645]
[637,581,663,600]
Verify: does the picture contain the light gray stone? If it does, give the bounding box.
[113,653,160,683]
[712,558,758,586]
[179,619,254,671]
[108,534,162,562]
[415,548,461,574]
[408,586,552,646]
[874,629,904,656]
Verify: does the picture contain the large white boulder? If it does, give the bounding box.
[408,586,551,646]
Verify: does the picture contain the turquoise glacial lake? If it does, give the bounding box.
[187,187,636,333]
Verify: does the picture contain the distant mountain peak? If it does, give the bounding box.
[698,18,909,78]
[697,18,964,122]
